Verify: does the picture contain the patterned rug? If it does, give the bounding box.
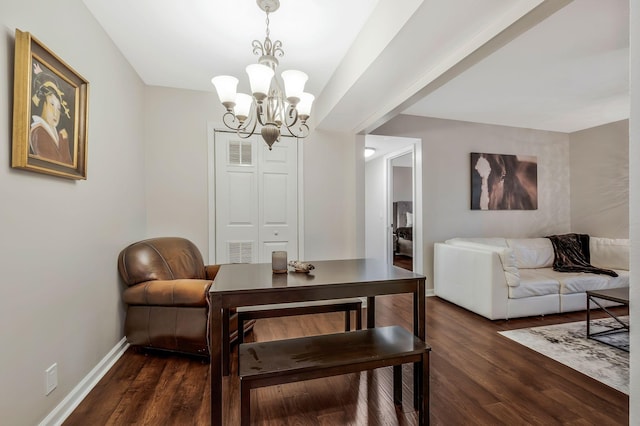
[499,317,629,394]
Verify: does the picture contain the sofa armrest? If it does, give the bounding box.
[123,279,212,306]
[434,243,510,320]
[589,237,629,270]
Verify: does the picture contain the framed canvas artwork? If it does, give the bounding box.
[470,152,538,210]
[12,29,89,180]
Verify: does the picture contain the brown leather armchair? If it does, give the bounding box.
[117,237,254,356]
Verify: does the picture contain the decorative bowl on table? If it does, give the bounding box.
[288,260,315,273]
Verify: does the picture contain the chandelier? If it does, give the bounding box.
[211,0,314,150]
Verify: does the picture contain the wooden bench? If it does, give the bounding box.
[238,325,431,425]
[236,298,363,344]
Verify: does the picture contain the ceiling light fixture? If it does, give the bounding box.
[211,0,314,150]
[364,147,376,158]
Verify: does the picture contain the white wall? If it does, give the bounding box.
[365,156,387,261]
[302,129,359,260]
[354,134,366,258]
[373,115,572,287]
[570,120,629,238]
[0,1,146,424]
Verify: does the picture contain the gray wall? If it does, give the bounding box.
[373,115,573,287]
[0,0,146,424]
[629,0,639,421]
[570,120,629,238]
[143,86,220,258]
[302,129,359,261]
[393,166,413,202]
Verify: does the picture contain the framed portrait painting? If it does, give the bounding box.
[12,29,89,179]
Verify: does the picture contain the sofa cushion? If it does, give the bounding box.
[508,269,560,299]
[535,268,629,294]
[590,237,629,271]
[506,238,554,269]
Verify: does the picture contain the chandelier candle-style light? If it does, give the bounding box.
[212,0,314,150]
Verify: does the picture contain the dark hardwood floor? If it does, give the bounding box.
[393,254,413,271]
[64,296,629,425]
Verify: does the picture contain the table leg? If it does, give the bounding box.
[586,294,591,338]
[393,364,402,405]
[222,308,230,376]
[209,296,223,426]
[421,350,430,425]
[415,279,425,339]
[367,296,376,328]
[414,279,426,409]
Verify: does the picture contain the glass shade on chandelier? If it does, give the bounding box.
[211,0,314,150]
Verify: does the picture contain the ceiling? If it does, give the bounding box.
[82,0,629,139]
[403,0,629,133]
[82,0,379,97]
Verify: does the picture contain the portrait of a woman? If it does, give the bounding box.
[29,64,74,165]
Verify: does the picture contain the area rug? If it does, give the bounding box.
[499,317,629,394]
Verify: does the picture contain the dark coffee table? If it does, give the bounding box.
[586,287,629,351]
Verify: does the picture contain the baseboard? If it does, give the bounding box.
[39,337,129,426]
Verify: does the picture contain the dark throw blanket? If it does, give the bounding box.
[546,233,618,277]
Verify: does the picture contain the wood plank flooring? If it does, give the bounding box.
[63,296,629,425]
[393,255,413,271]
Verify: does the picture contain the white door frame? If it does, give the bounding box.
[385,141,423,274]
[207,124,305,264]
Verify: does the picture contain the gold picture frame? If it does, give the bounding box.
[12,29,89,179]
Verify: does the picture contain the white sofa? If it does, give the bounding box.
[434,236,629,320]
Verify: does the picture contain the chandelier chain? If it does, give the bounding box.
[265,9,270,38]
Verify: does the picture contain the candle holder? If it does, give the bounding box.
[272,251,288,274]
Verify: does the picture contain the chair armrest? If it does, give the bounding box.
[123,279,212,307]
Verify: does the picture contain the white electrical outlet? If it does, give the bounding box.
[45,363,57,395]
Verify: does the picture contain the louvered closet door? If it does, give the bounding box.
[214,131,298,264]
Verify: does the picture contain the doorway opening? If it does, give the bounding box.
[364,135,422,274]
[390,151,414,271]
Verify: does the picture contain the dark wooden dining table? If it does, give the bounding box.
[208,258,427,425]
